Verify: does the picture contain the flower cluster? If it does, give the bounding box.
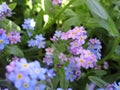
[22,18,36,37]
[0,28,9,50]
[0,2,11,20]
[43,47,54,66]
[7,31,21,44]
[64,62,81,82]
[87,38,102,59]
[6,58,46,90]
[28,34,46,49]
[48,26,98,83]
[22,18,36,30]
[60,26,97,69]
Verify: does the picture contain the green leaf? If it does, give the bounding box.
[5,45,24,57]
[88,76,107,88]
[0,80,16,90]
[8,3,17,10]
[85,84,89,90]
[62,16,80,31]
[0,19,21,32]
[86,0,108,20]
[94,70,107,76]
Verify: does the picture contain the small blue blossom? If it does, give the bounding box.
[56,88,63,90]
[113,82,120,90]
[28,39,36,47]
[35,34,45,41]
[22,18,36,30]
[35,84,46,90]
[29,61,46,80]
[43,56,53,65]
[54,31,62,38]
[88,38,102,59]
[36,40,46,49]
[64,62,80,82]
[0,31,9,50]
[27,34,46,49]
[46,68,56,78]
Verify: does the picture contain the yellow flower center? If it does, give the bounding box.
[23,83,29,88]
[77,29,81,33]
[0,40,3,44]
[80,59,84,63]
[88,51,91,56]
[35,68,40,73]
[88,61,91,65]
[17,73,23,80]
[22,64,28,69]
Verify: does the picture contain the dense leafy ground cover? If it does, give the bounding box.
[0,0,120,90]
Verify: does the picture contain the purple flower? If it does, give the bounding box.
[7,31,21,44]
[52,0,63,5]
[22,18,36,30]
[43,56,53,65]
[0,2,12,20]
[28,39,36,47]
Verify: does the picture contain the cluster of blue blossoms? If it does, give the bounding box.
[0,2,11,20]
[28,34,46,49]
[64,62,81,82]
[87,38,102,59]
[6,58,57,90]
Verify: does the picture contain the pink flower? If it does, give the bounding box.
[45,47,54,56]
[58,52,67,62]
[61,32,69,40]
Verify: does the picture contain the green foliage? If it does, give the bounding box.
[88,76,107,88]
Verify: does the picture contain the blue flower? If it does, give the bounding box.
[0,33,9,50]
[43,56,53,65]
[8,70,30,89]
[0,2,11,20]
[46,68,56,78]
[27,34,46,49]
[56,88,63,90]
[36,40,46,49]
[28,39,36,47]
[18,80,35,90]
[113,82,120,90]
[29,61,46,80]
[87,38,102,60]
[35,84,46,90]
[16,58,30,72]
[54,31,62,38]
[22,18,36,30]
[35,34,45,41]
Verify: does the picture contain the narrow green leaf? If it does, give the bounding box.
[86,0,108,20]
[8,3,17,10]
[88,76,107,88]
[94,70,107,76]
[0,19,21,32]
[5,45,24,57]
